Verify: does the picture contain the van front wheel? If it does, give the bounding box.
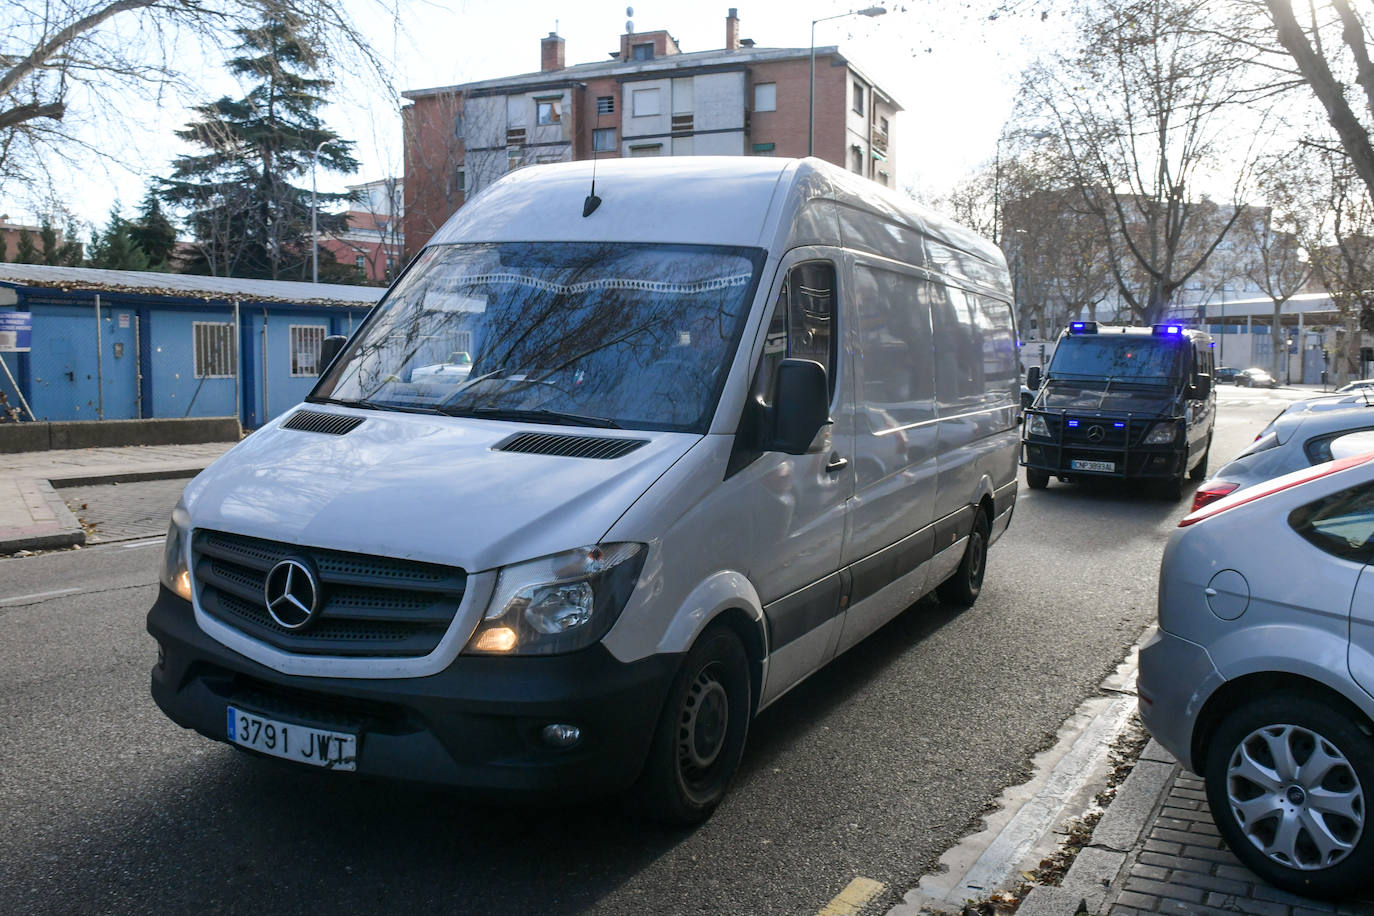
[937,507,990,607]
[1026,469,1050,489]
[633,624,751,826]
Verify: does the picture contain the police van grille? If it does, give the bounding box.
[495,432,648,460]
[192,530,466,658]
[282,410,365,435]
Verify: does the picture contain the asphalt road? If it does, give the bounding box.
[0,387,1304,916]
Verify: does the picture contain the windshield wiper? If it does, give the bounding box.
[308,396,441,415]
[442,407,622,429]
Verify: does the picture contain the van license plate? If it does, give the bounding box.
[1071,459,1115,472]
[226,705,357,771]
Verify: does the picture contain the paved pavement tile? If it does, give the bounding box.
[1108,768,1374,916]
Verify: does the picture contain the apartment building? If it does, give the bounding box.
[401,8,900,255]
[319,179,405,284]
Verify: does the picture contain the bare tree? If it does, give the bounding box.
[1020,0,1255,325]
[0,0,395,193]
[1235,162,1314,380]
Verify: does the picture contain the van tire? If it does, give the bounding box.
[632,623,751,826]
[1026,469,1050,490]
[1190,439,1211,481]
[1157,472,1187,500]
[937,507,990,607]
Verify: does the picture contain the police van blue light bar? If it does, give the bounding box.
[1069,321,1098,334]
[1153,324,1183,336]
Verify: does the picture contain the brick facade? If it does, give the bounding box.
[401,9,901,257]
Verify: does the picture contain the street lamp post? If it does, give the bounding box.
[810,6,886,158]
[310,139,333,284]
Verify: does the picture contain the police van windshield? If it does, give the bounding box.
[313,242,764,433]
[1048,335,1185,385]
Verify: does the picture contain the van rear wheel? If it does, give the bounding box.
[937,507,990,607]
[632,624,751,826]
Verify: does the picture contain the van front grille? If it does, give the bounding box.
[192,529,467,658]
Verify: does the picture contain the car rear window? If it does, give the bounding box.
[1289,481,1374,563]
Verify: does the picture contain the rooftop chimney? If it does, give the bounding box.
[725,8,740,50]
[541,32,565,72]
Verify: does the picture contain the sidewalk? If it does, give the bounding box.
[0,442,234,553]
[1018,739,1374,916]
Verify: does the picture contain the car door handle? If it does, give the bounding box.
[1205,588,1218,597]
[826,454,849,473]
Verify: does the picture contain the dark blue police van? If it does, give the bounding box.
[1020,322,1215,498]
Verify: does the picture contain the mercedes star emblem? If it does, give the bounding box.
[263,558,321,630]
[1087,425,1106,443]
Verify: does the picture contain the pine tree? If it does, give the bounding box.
[15,230,37,264]
[88,206,151,271]
[38,218,82,266]
[129,190,178,270]
[160,9,358,280]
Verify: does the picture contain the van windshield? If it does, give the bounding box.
[1047,335,1185,385]
[313,242,764,433]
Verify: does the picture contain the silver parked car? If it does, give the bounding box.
[1192,402,1374,511]
[1140,452,1374,897]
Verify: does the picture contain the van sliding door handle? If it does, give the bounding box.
[825,454,849,473]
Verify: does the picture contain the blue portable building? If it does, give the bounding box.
[0,264,382,428]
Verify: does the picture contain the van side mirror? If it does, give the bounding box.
[1026,366,1042,390]
[318,335,347,376]
[1189,374,1211,399]
[770,358,831,455]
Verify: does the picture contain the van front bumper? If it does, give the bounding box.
[147,586,680,797]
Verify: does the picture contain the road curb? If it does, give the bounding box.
[1016,739,1180,915]
[47,466,204,489]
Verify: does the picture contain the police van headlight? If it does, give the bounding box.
[464,543,647,656]
[1143,424,1179,445]
[159,501,193,602]
[1026,415,1050,438]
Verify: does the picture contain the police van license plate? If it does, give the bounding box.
[1071,459,1115,472]
[226,706,357,771]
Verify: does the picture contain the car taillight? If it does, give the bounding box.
[1190,482,1238,512]
[1179,452,1374,527]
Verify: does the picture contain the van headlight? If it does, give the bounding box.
[1026,414,1050,438]
[1143,424,1179,445]
[464,543,647,656]
[159,502,193,602]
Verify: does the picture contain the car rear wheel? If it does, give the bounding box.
[633,623,751,826]
[936,507,990,607]
[1204,693,1374,898]
[1026,469,1050,489]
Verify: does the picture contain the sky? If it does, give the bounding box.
[1,0,1069,233]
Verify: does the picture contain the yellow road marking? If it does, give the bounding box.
[816,877,886,916]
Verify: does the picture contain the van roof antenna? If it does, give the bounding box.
[583,153,602,217]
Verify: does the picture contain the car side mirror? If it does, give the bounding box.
[318,335,347,376]
[769,358,831,455]
[1189,374,1211,399]
[1027,366,1042,390]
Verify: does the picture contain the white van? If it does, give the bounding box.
[148,157,1020,823]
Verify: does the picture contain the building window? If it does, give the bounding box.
[754,82,776,112]
[879,115,889,134]
[386,257,396,277]
[454,113,464,138]
[454,166,465,193]
[596,95,614,115]
[628,144,662,157]
[878,170,889,186]
[536,99,562,125]
[289,325,327,377]
[508,149,523,171]
[632,87,660,117]
[192,322,236,379]
[632,42,654,61]
[851,145,864,174]
[853,80,865,115]
[592,128,617,152]
[752,142,775,156]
